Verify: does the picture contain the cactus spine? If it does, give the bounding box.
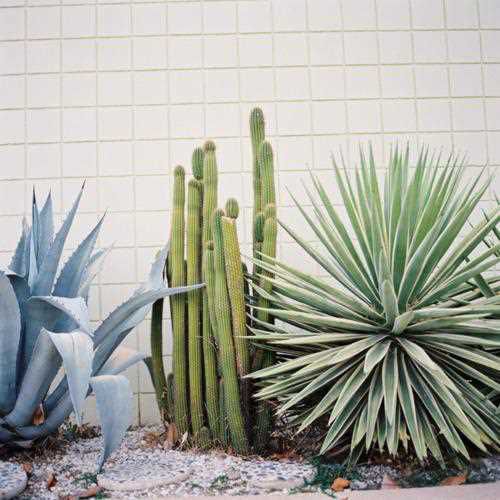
[171,165,189,435]
[212,209,249,454]
[187,179,204,439]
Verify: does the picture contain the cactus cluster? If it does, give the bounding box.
[150,108,277,453]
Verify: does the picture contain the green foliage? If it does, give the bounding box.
[0,189,196,471]
[249,146,500,463]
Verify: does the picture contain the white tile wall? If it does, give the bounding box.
[1,0,499,425]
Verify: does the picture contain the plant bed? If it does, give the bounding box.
[4,426,500,499]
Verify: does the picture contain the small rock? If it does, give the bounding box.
[249,478,305,490]
[225,468,240,480]
[0,462,28,500]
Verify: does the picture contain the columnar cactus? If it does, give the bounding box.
[149,107,277,455]
[187,178,204,439]
[171,165,189,435]
[212,209,249,454]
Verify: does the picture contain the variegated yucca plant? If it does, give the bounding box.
[249,147,500,464]
[0,187,198,471]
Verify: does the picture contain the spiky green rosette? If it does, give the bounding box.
[170,165,189,435]
[249,147,500,464]
[212,209,249,454]
[201,141,221,442]
[187,179,204,440]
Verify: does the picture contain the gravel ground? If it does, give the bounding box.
[4,426,500,499]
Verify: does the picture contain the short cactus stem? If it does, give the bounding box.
[187,179,204,439]
[259,141,276,209]
[192,147,204,181]
[212,209,249,454]
[221,199,250,414]
[171,165,189,436]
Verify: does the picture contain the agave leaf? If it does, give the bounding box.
[9,217,29,277]
[46,329,93,426]
[37,192,54,266]
[99,347,147,376]
[32,185,84,296]
[91,375,133,472]
[79,246,113,298]
[0,272,21,414]
[53,215,105,299]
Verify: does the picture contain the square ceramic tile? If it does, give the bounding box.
[478,0,500,29]
[345,66,379,99]
[1,7,25,40]
[452,98,485,131]
[168,36,202,69]
[133,37,166,70]
[447,31,480,63]
[134,106,168,140]
[310,67,345,99]
[276,67,310,100]
[133,3,166,35]
[238,1,271,33]
[134,72,167,105]
[62,5,96,37]
[413,31,447,63]
[27,40,60,73]
[63,74,97,107]
[27,109,60,143]
[27,74,60,108]
[445,0,478,28]
[205,69,239,102]
[97,4,131,36]
[417,100,451,131]
[27,6,60,39]
[309,33,343,65]
[169,70,204,104]
[0,42,25,74]
[98,72,132,106]
[411,0,444,29]
[347,100,381,133]
[168,2,202,34]
[449,65,483,97]
[378,31,412,64]
[273,0,307,32]
[380,66,414,98]
[63,108,97,142]
[62,39,96,71]
[238,34,273,67]
[0,75,25,109]
[344,32,378,64]
[240,68,275,101]
[376,0,410,29]
[204,35,238,68]
[98,38,132,70]
[341,0,376,29]
[307,0,341,31]
[203,1,236,33]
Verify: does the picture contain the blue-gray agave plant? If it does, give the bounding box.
[0,187,199,471]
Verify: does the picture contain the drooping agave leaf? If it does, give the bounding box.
[249,146,500,464]
[91,375,133,472]
[47,329,93,426]
[0,273,21,414]
[99,347,147,376]
[19,295,92,377]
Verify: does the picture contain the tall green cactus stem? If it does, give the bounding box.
[201,141,220,441]
[253,204,278,451]
[202,241,221,441]
[250,108,265,256]
[170,165,189,435]
[166,372,175,423]
[221,199,250,410]
[219,379,229,447]
[212,209,249,454]
[259,141,276,209]
[150,298,168,422]
[187,179,204,440]
[192,147,204,181]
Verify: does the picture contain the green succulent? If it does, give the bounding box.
[0,187,199,471]
[249,147,500,464]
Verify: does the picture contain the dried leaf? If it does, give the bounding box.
[22,462,33,476]
[331,477,350,492]
[33,404,45,425]
[58,495,77,500]
[440,474,467,486]
[47,472,57,489]
[381,474,400,489]
[163,423,178,450]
